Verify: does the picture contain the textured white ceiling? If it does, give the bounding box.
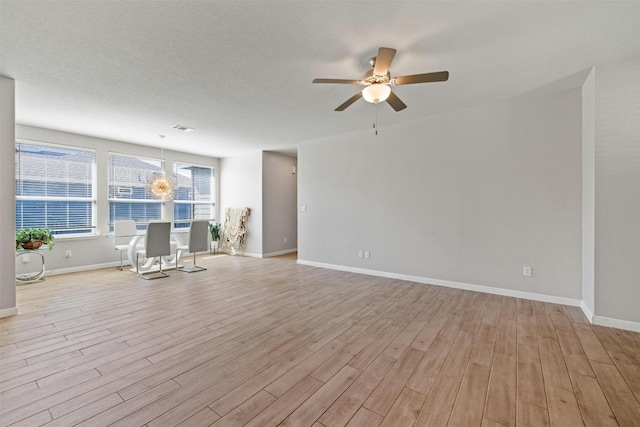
[1,1,639,157]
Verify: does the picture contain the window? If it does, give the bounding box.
[108,152,163,230]
[15,140,96,235]
[173,162,215,229]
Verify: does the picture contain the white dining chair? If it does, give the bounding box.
[176,220,209,273]
[114,220,140,270]
[136,221,172,279]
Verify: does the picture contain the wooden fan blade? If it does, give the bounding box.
[394,71,449,85]
[335,92,363,111]
[373,47,396,76]
[313,78,362,85]
[386,91,407,112]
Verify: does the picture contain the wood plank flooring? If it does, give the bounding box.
[1,253,639,426]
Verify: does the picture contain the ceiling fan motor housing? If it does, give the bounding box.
[362,69,391,85]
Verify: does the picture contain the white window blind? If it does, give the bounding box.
[15,140,96,235]
[108,152,164,230]
[173,162,215,229]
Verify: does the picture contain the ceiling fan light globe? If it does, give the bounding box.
[362,84,391,104]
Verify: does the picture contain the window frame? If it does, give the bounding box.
[15,139,97,236]
[172,161,215,230]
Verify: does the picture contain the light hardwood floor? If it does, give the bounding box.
[1,253,639,426]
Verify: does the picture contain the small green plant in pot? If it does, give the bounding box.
[16,228,55,251]
[209,222,221,250]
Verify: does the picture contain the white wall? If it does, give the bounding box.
[13,125,219,274]
[262,152,297,256]
[299,88,583,302]
[220,151,262,256]
[594,57,640,325]
[0,76,17,316]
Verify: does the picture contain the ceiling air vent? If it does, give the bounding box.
[171,124,196,132]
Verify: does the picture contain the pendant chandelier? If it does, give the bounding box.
[146,171,175,200]
[146,135,175,201]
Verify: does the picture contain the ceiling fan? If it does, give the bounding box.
[313,47,449,112]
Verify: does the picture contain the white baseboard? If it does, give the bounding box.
[263,248,297,258]
[297,259,582,307]
[239,249,297,259]
[581,301,640,332]
[237,252,262,259]
[207,251,263,258]
[0,306,19,318]
[591,315,640,333]
[580,300,594,323]
[46,261,121,276]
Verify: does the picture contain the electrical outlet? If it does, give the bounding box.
[358,250,363,258]
[300,205,306,212]
[364,251,370,259]
[523,266,532,277]
[65,250,72,258]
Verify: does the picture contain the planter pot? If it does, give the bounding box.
[211,240,219,252]
[22,240,43,250]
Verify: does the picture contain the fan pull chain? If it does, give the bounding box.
[373,103,378,136]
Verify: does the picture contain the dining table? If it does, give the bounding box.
[112,230,186,274]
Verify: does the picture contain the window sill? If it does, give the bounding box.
[54,233,101,242]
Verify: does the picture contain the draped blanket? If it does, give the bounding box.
[222,207,250,255]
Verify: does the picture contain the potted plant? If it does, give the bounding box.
[16,228,55,251]
[209,222,221,252]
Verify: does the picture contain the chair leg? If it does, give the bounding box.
[179,251,207,273]
[176,249,183,271]
[158,259,168,277]
[118,251,124,271]
[136,253,148,277]
[137,254,169,279]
